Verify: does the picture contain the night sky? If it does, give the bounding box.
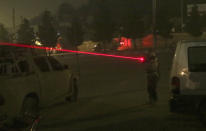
[0,0,87,28]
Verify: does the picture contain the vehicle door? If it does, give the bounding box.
[0,58,40,114]
[15,59,40,95]
[1,58,40,94]
[47,56,69,99]
[33,56,68,105]
[187,46,206,95]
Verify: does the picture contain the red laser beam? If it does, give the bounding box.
[0,42,145,63]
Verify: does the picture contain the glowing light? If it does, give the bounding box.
[115,37,132,51]
[179,68,188,76]
[120,42,124,45]
[142,34,154,47]
[35,40,42,46]
[180,71,186,76]
[0,42,145,63]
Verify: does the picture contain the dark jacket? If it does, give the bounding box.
[146,56,160,82]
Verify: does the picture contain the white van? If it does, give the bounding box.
[169,40,206,120]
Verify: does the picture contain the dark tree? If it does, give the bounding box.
[66,17,84,48]
[122,18,145,38]
[17,18,35,45]
[185,5,202,37]
[120,0,146,39]
[121,1,145,37]
[30,15,42,26]
[85,0,152,42]
[39,11,57,47]
[156,11,173,38]
[91,0,115,46]
[0,24,10,42]
[158,0,181,18]
[121,13,145,49]
[57,2,75,23]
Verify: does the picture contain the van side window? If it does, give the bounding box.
[188,47,206,72]
[48,57,64,71]
[18,61,30,73]
[34,57,50,72]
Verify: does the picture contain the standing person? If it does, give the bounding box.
[146,51,160,104]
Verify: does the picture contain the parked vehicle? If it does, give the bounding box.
[0,48,79,125]
[169,40,206,124]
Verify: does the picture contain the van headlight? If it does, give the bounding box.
[179,68,188,76]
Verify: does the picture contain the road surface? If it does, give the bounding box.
[37,51,205,131]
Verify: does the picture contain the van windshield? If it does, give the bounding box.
[188,46,206,72]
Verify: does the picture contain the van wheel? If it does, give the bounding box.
[66,80,78,102]
[21,97,39,125]
[198,102,206,126]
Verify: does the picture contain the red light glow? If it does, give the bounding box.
[142,34,154,47]
[114,37,132,51]
[0,42,145,63]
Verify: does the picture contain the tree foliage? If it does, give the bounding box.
[90,0,115,43]
[158,0,181,18]
[185,5,202,37]
[17,18,35,45]
[0,24,10,42]
[156,10,173,38]
[57,2,75,23]
[66,17,84,47]
[121,10,145,39]
[32,0,206,47]
[39,11,57,47]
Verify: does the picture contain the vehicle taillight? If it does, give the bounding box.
[0,95,5,106]
[171,77,180,95]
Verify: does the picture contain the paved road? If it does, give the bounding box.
[37,52,205,131]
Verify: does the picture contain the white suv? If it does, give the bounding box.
[0,53,78,124]
[169,40,206,123]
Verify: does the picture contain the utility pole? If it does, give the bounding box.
[181,0,184,32]
[12,8,16,33]
[12,8,16,43]
[152,0,157,49]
